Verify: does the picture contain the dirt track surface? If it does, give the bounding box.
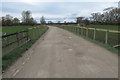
[3,26,118,78]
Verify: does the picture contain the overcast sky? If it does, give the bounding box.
[1,0,119,23]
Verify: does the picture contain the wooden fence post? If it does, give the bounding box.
[75,27,76,32]
[81,27,82,35]
[86,27,88,37]
[33,28,35,39]
[105,30,108,44]
[31,28,34,39]
[6,37,9,47]
[69,27,71,31]
[76,27,78,34]
[93,28,96,40]
[22,32,24,42]
[78,28,80,35]
[72,27,74,32]
[26,29,29,41]
[16,32,19,46]
[74,27,76,32]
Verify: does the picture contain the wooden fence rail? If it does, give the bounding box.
[77,27,120,47]
[2,26,42,56]
[2,30,29,48]
[59,26,120,48]
[79,27,120,33]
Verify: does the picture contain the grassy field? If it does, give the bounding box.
[2,25,49,71]
[85,25,119,31]
[85,25,119,46]
[57,25,119,53]
[2,26,33,35]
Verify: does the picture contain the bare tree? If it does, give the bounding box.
[22,11,36,25]
[22,11,31,24]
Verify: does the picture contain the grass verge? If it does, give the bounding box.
[80,35,118,54]
[86,25,119,31]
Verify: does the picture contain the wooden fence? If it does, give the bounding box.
[2,26,44,56]
[2,30,29,48]
[2,29,30,56]
[60,26,120,48]
[79,27,120,46]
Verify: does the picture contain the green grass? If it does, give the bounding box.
[87,29,119,46]
[2,26,48,55]
[2,40,34,71]
[57,25,119,54]
[85,25,119,31]
[58,25,119,46]
[81,35,118,54]
[2,25,49,71]
[2,26,33,35]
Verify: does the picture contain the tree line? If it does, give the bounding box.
[91,7,120,25]
[1,11,46,26]
[1,6,120,26]
[77,7,120,25]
